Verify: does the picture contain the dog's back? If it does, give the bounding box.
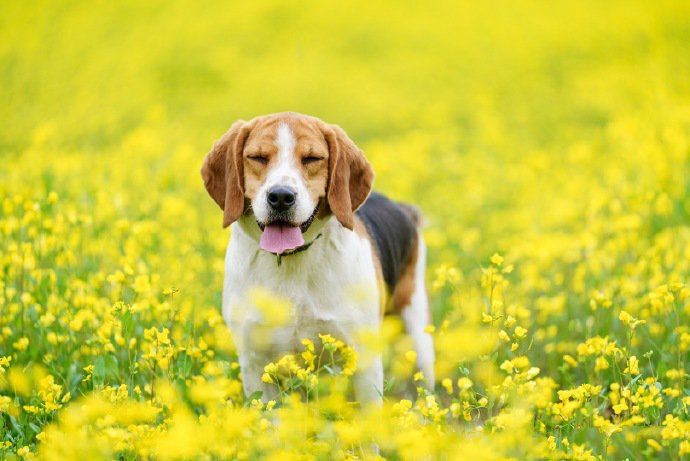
[356,192,419,291]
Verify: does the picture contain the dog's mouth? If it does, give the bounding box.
[256,207,318,254]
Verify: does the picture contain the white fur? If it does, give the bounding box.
[224,216,384,404]
[251,123,315,225]
[400,237,435,388]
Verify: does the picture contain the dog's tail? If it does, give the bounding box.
[398,202,426,228]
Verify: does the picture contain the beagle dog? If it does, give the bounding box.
[201,112,434,404]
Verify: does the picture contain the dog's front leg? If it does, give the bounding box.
[352,355,384,407]
[239,351,279,403]
[352,354,384,456]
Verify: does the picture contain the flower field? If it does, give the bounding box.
[1,0,690,459]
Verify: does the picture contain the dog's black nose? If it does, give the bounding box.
[267,186,296,212]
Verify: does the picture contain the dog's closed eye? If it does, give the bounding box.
[248,154,269,165]
[302,155,324,165]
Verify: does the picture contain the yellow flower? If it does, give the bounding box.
[301,338,315,352]
[319,333,336,348]
[618,311,646,330]
[593,415,621,438]
[13,337,29,351]
[563,355,578,367]
[624,356,640,376]
[0,396,12,413]
[71,316,87,332]
[612,400,628,415]
[342,347,358,376]
[490,253,504,266]
[301,349,316,371]
[647,439,662,452]
[681,440,690,456]
[594,356,609,372]
[663,388,680,398]
[441,378,453,394]
[23,405,40,414]
[512,356,530,369]
[462,401,472,421]
[514,326,527,339]
[457,377,473,391]
[450,402,461,418]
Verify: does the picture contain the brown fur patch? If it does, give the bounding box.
[321,124,374,230]
[201,119,256,228]
[390,233,419,313]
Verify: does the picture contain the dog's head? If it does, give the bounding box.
[201,112,374,253]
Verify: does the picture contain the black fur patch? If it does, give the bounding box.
[356,192,418,290]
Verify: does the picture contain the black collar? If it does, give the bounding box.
[272,233,322,266]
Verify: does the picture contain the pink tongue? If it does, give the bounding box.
[260,224,304,254]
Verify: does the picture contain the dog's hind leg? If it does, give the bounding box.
[396,236,435,389]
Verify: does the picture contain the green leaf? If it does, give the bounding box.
[105,355,119,380]
[384,377,396,392]
[9,414,22,434]
[93,356,106,386]
[121,310,135,336]
[245,390,263,404]
[28,422,42,434]
[175,353,193,378]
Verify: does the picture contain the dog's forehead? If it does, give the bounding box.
[246,114,327,152]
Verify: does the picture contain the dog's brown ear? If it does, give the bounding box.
[201,120,254,228]
[322,123,374,230]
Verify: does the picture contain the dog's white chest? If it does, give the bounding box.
[221,220,380,358]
